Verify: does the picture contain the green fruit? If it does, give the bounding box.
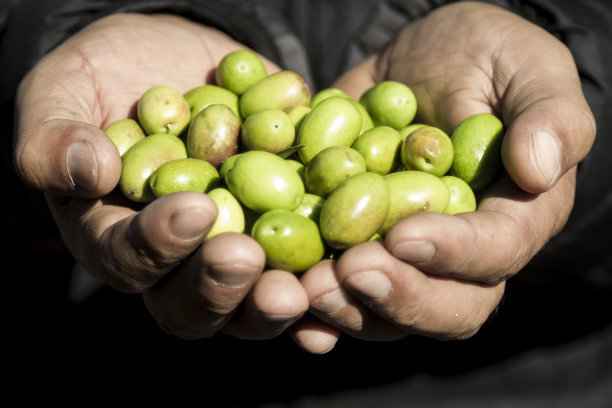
[349,99,375,135]
[296,96,362,164]
[284,104,311,130]
[352,126,403,175]
[137,85,190,136]
[304,145,366,197]
[379,170,450,235]
[310,87,351,108]
[206,187,245,239]
[441,175,477,215]
[401,126,454,177]
[239,70,311,119]
[285,159,306,182]
[219,153,242,180]
[149,158,219,197]
[294,193,325,222]
[120,133,188,202]
[360,80,417,130]
[225,150,305,213]
[398,123,428,141]
[104,118,145,157]
[214,49,268,95]
[252,209,325,273]
[451,113,504,192]
[241,108,295,153]
[184,84,240,122]
[186,104,241,168]
[319,172,390,249]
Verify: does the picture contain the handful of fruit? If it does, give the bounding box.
[105,49,505,273]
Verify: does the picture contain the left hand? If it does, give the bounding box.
[290,2,595,350]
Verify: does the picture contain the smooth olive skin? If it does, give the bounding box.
[310,87,351,108]
[183,84,240,122]
[119,133,188,203]
[186,104,241,168]
[441,175,477,215]
[225,150,305,213]
[206,187,245,239]
[137,85,190,136]
[401,126,454,177]
[215,49,268,96]
[104,118,146,157]
[360,80,417,130]
[319,172,390,250]
[252,209,325,273]
[296,96,362,164]
[352,126,403,175]
[294,193,325,222]
[241,108,295,153]
[149,158,220,197]
[304,145,366,197]
[379,170,450,235]
[239,70,311,119]
[451,113,504,192]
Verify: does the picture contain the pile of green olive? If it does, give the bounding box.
[105,49,505,273]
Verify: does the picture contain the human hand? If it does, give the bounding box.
[290,2,595,350]
[13,13,309,340]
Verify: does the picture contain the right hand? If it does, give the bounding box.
[13,13,309,340]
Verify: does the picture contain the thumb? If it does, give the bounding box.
[13,61,121,198]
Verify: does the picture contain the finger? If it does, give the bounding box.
[47,191,218,293]
[301,260,408,342]
[142,232,266,340]
[223,270,310,340]
[336,241,505,340]
[288,314,341,354]
[14,54,122,197]
[384,169,576,285]
[497,30,596,194]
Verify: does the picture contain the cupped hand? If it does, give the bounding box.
[14,13,308,340]
[291,2,595,349]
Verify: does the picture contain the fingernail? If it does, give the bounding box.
[533,130,561,188]
[391,240,435,264]
[207,263,256,288]
[66,141,98,192]
[311,289,348,314]
[344,270,391,301]
[169,206,211,241]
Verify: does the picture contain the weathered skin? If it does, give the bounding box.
[297,96,362,164]
[239,70,311,119]
[186,103,241,168]
[119,133,188,203]
[319,171,390,249]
